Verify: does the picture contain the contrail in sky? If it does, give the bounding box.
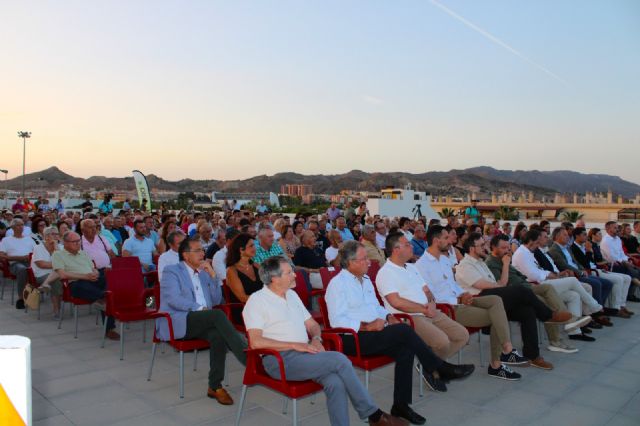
[429,0,567,85]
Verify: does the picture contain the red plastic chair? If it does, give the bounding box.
[234,333,343,426]
[0,258,18,304]
[293,271,325,326]
[57,279,95,338]
[112,256,158,285]
[147,285,212,398]
[318,266,341,289]
[318,296,414,390]
[221,279,248,333]
[103,268,165,360]
[367,260,381,284]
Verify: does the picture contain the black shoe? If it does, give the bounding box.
[627,294,640,302]
[15,299,25,309]
[499,349,529,366]
[437,362,475,381]
[587,320,603,329]
[422,371,447,392]
[581,327,593,334]
[390,403,426,425]
[603,308,619,316]
[488,364,522,381]
[569,333,596,342]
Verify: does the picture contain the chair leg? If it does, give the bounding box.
[193,350,198,371]
[179,351,185,398]
[11,280,15,305]
[282,398,288,414]
[292,399,298,426]
[418,364,424,397]
[74,305,79,338]
[101,318,108,348]
[478,332,484,367]
[365,370,370,390]
[147,343,157,381]
[119,322,125,360]
[0,277,4,300]
[37,299,41,320]
[142,320,146,343]
[57,302,65,329]
[234,385,248,426]
[223,366,229,387]
[457,348,462,364]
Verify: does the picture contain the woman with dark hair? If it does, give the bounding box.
[455,226,468,255]
[157,219,179,254]
[511,222,528,253]
[351,222,362,241]
[31,217,46,245]
[292,220,305,240]
[225,233,263,305]
[278,224,300,259]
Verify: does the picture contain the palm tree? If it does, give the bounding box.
[439,207,455,218]
[559,210,584,223]
[494,205,519,220]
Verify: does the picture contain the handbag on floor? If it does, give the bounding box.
[23,284,41,310]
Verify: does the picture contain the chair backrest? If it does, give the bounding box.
[105,268,146,313]
[293,271,311,307]
[221,279,233,302]
[318,296,330,327]
[26,267,38,287]
[111,256,141,269]
[319,267,341,289]
[367,261,381,284]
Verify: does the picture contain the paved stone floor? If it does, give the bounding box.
[1,295,639,426]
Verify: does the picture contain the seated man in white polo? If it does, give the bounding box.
[242,256,407,426]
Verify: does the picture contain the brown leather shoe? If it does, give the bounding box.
[370,412,410,426]
[546,311,572,324]
[594,316,613,327]
[207,387,233,405]
[617,309,632,319]
[621,307,634,315]
[530,357,553,370]
[105,330,120,341]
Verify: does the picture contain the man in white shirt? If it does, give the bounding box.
[0,218,36,309]
[601,221,640,293]
[79,219,114,270]
[212,229,238,281]
[325,230,342,267]
[422,226,571,371]
[242,256,407,426]
[379,232,524,380]
[375,221,387,250]
[326,241,474,425]
[157,231,185,281]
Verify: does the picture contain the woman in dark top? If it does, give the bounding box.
[293,231,326,289]
[225,233,264,323]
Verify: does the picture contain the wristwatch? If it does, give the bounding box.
[311,335,323,343]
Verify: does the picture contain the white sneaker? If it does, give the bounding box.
[547,340,579,354]
[564,316,591,332]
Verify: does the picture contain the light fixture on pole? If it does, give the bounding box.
[17,131,31,199]
[0,169,7,209]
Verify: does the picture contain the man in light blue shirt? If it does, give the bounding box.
[122,219,157,272]
[335,217,354,241]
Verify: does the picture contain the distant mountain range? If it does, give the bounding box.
[5,166,640,198]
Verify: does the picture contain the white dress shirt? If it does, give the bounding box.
[375,232,387,250]
[243,287,310,343]
[414,251,464,305]
[185,262,208,310]
[376,260,427,315]
[157,249,179,281]
[325,269,388,331]
[601,234,629,263]
[512,245,550,282]
[213,246,228,280]
[455,254,496,295]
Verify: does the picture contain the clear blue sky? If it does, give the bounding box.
[1,1,639,184]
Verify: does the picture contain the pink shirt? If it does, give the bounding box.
[81,235,111,269]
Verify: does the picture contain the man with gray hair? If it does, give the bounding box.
[252,227,284,265]
[325,241,474,425]
[0,218,36,308]
[242,256,407,426]
[362,224,386,264]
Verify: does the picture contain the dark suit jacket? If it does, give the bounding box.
[533,248,556,272]
[571,243,595,270]
[547,243,583,274]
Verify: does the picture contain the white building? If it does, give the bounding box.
[366,187,440,221]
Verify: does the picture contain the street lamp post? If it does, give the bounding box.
[0,169,7,209]
[17,131,31,199]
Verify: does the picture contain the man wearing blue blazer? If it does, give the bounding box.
[157,237,247,405]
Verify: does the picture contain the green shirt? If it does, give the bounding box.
[52,249,94,277]
[485,255,531,288]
